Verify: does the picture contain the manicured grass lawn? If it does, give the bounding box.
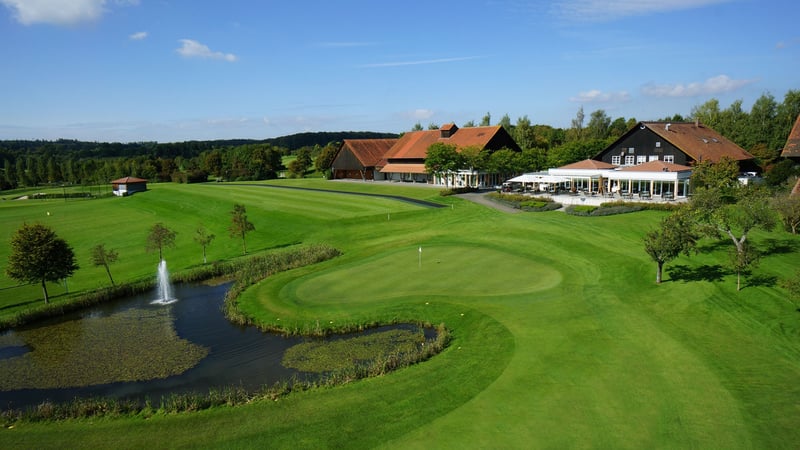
[1,179,799,448]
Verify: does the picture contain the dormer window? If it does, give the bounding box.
[440,123,458,138]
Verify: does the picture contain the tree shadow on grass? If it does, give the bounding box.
[745,273,779,289]
[667,264,728,283]
[762,238,800,255]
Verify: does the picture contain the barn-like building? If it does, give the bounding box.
[330,139,398,181]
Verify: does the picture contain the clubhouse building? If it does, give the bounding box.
[330,120,757,199]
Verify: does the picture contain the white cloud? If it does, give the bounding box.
[570,89,630,103]
[176,39,238,62]
[1,0,138,26]
[129,31,147,40]
[410,109,435,120]
[361,56,483,68]
[552,0,733,22]
[641,75,756,98]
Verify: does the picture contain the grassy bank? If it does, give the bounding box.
[1,179,799,448]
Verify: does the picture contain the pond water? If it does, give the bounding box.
[0,283,425,411]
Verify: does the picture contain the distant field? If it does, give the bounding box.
[1,179,799,449]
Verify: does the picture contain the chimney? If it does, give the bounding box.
[665,123,671,131]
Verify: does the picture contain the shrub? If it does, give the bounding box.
[564,205,597,216]
[439,186,478,196]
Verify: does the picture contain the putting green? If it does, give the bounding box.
[294,245,562,302]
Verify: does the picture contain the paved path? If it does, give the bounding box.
[455,191,521,214]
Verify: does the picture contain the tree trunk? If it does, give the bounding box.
[737,270,741,291]
[105,265,115,286]
[41,278,49,304]
[203,246,207,264]
[656,261,663,284]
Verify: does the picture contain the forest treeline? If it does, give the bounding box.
[1,90,798,191]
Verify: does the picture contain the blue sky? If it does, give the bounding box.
[1,0,798,143]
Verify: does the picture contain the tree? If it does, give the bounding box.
[689,185,776,289]
[643,209,699,283]
[411,122,423,131]
[424,143,462,188]
[146,223,177,261]
[90,244,119,286]
[586,109,611,140]
[689,157,739,195]
[479,112,491,127]
[194,226,216,264]
[513,115,535,150]
[569,106,585,141]
[773,193,800,234]
[229,204,255,255]
[6,223,79,304]
[498,114,512,131]
[287,158,307,178]
[728,240,760,291]
[780,270,800,309]
[314,142,340,176]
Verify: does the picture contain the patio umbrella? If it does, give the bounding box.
[598,175,606,194]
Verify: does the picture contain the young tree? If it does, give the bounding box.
[194,226,216,264]
[146,223,177,261]
[229,204,255,255]
[728,240,760,291]
[90,244,119,286]
[6,223,79,304]
[643,209,699,283]
[772,193,800,234]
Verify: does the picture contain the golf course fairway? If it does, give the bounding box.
[1,180,798,449]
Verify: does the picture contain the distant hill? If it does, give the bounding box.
[0,131,400,160]
[265,131,399,150]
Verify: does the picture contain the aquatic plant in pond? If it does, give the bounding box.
[0,306,207,390]
[282,327,442,373]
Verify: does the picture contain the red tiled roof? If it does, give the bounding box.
[384,125,506,160]
[782,114,800,158]
[557,159,616,170]
[643,122,753,163]
[110,176,148,184]
[617,160,692,173]
[340,139,398,167]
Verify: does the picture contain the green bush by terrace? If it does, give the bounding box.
[487,192,562,211]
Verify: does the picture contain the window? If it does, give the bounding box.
[611,155,621,165]
[637,155,647,164]
[628,147,635,154]
[624,155,635,165]
[655,141,661,148]
[649,155,659,162]
[663,155,674,163]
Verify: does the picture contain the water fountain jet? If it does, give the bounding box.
[152,259,177,305]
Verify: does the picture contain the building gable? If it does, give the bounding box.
[782,114,800,159]
[596,122,754,168]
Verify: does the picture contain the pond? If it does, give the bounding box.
[0,282,429,411]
